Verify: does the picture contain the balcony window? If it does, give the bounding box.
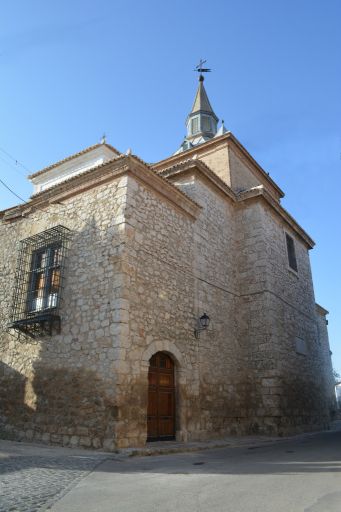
[27,245,62,313]
[10,225,70,337]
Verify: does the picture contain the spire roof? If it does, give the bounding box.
[174,71,221,154]
[190,75,218,121]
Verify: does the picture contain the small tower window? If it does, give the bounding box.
[202,116,211,132]
[191,117,199,134]
[286,233,298,272]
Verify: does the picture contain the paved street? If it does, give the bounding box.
[0,442,107,512]
[0,425,341,512]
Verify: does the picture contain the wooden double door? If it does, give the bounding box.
[147,352,175,441]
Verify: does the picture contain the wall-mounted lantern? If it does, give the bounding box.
[194,312,210,339]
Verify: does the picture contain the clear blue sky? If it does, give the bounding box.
[1,1,340,373]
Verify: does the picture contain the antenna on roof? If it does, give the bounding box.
[194,59,211,81]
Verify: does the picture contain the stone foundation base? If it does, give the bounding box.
[0,414,331,452]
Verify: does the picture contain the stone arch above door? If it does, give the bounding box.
[141,340,185,373]
[141,341,190,443]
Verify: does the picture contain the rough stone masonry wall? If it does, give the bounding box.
[185,177,249,439]
[117,175,197,445]
[234,199,280,435]
[260,202,332,433]
[0,175,129,449]
[228,147,260,194]
[232,196,333,435]
[157,174,247,439]
[119,172,247,443]
[198,144,232,187]
[0,162,333,448]
[168,172,333,438]
[316,308,336,416]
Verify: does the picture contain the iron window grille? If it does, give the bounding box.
[10,225,71,338]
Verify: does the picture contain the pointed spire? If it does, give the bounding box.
[185,73,218,143]
[190,75,218,121]
[174,64,225,155]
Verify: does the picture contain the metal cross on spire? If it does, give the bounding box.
[194,59,211,82]
[194,58,211,74]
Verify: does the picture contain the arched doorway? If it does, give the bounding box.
[147,352,175,441]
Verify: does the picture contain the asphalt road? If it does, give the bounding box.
[50,428,341,512]
[1,426,340,512]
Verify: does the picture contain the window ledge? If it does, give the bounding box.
[287,266,299,278]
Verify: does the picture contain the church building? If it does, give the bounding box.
[0,73,335,449]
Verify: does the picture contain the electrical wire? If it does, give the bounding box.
[0,177,27,203]
[0,146,31,173]
[0,146,31,204]
[0,154,27,178]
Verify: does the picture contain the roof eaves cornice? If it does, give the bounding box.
[153,132,284,199]
[1,155,126,220]
[1,153,201,222]
[152,133,231,169]
[125,155,201,217]
[159,158,237,202]
[238,186,314,249]
[315,303,329,316]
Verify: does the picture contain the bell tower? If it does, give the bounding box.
[186,73,218,141]
[175,60,224,154]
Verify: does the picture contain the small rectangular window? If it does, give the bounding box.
[202,117,211,132]
[191,117,199,134]
[286,233,298,272]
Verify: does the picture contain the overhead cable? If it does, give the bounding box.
[0,177,27,203]
[0,146,31,173]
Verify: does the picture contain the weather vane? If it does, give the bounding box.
[194,58,211,74]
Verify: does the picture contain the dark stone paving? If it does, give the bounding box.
[0,454,106,512]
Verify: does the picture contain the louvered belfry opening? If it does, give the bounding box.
[10,225,71,338]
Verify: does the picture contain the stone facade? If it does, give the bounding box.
[0,131,335,450]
